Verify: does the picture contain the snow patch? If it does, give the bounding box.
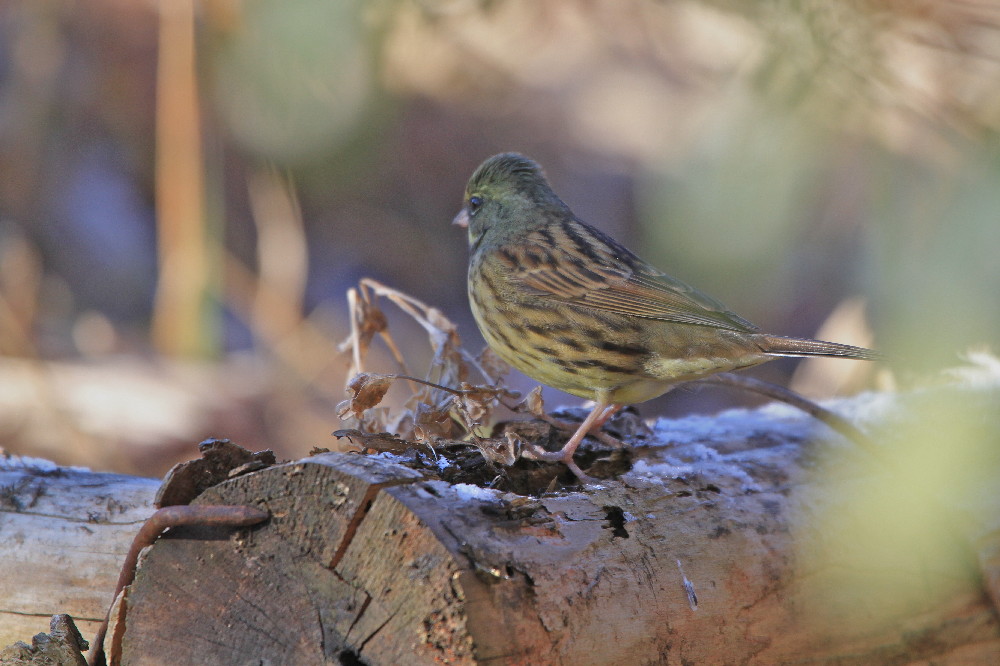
[0,454,90,473]
[451,482,505,502]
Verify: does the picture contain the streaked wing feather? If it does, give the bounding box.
[507,222,759,333]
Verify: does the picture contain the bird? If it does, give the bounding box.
[453,152,879,481]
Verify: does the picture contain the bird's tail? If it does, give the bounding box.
[752,334,882,361]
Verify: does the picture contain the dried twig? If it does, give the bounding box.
[336,279,513,445]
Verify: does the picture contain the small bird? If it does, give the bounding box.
[454,153,878,481]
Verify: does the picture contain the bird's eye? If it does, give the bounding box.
[468,195,483,214]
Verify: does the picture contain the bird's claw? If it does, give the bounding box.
[521,443,598,484]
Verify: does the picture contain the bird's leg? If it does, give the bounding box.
[592,403,623,431]
[530,405,626,449]
[523,401,623,481]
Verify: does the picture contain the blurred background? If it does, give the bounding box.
[0,0,998,477]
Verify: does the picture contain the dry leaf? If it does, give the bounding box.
[477,346,511,384]
[519,386,545,418]
[456,383,492,426]
[332,428,410,454]
[456,395,488,429]
[413,401,456,441]
[355,292,388,356]
[341,372,394,419]
[336,278,517,466]
[455,383,517,430]
[425,306,467,386]
[473,431,523,466]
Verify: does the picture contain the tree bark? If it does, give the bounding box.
[3,373,1000,665]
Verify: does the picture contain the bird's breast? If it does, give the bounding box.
[468,256,662,400]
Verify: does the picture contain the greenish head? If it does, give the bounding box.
[453,153,568,250]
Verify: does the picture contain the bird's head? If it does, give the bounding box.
[453,153,567,250]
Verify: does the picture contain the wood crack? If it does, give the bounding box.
[327,474,421,570]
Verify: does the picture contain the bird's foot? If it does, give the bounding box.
[521,443,598,484]
[543,415,626,450]
[518,401,623,484]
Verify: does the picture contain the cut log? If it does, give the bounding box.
[3,362,1000,665]
[113,364,1000,664]
[0,458,158,648]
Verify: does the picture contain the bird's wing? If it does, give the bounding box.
[502,222,759,333]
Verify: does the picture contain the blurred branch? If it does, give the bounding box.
[218,169,348,402]
[220,250,344,401]
[152,0,211,357]
[246,168,309,346]
[0,234,42,357]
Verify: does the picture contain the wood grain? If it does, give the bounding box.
[0,460,158,647]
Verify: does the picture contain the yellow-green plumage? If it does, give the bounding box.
[454,153,878,478]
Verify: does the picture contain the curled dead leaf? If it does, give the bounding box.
[332,428,410,454]
[336,278,523,469]
[454,383,520,433]
[341,372,394,419]
[473,431,524,467]
[519,386,546,418]
[456,395,488,429]
[477,346,511,383]
[413,401,456,441]
[456,383,492,426]
[358,293,388,340]
[336,399,353,420]
[425,307,456,336]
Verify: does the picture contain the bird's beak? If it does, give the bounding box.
[452,208,469,229]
